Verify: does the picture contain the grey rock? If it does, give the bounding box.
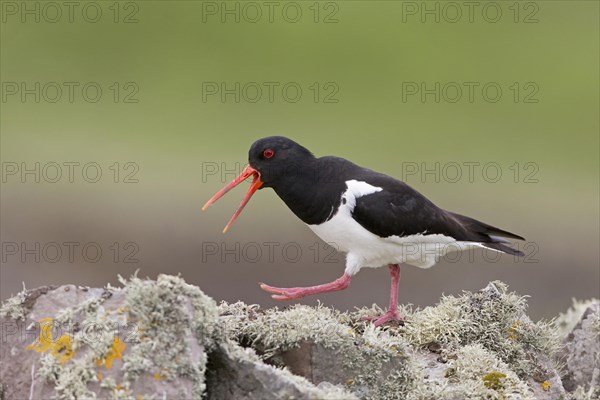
[560,302,600,396]
[4,278,595,400]
[205,340,355,400]
[0,275,354,400]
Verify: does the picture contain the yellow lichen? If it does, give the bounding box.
[26,317,55,353]
[95,337,126,369]
[27,318,74,364]
[541,381,551,391]
[52,335,75,364]
[154,372,164,380]
[508,320,521,341]
[483,371,506,390]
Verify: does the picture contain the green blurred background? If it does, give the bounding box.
[1,1,598,319]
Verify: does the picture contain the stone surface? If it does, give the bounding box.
[560,302,600,398]
[1,277,597,399]
[0,275,352,400]
[205,340,354,400]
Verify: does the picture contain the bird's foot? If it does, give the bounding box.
[259,283,307,300]
[259,274,352,301]
[362,310,405,327]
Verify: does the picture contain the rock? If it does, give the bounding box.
[205,340,355,400]
[2,277,594,399]
[219,301,417,399]
[1,275,219,399]
[220,282,566,400]
[0,275,353,400]
[560,301,600,398]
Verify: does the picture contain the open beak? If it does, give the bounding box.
[202,165,263,233]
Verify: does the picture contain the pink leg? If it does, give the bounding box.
[363,264,404,326]
[260,273,352,300]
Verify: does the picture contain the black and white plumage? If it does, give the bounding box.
[203,136,525,326]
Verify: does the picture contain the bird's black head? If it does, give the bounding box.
[247,136,316,188]
[202,136,316,232]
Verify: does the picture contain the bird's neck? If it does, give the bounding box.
[272,157,349,225]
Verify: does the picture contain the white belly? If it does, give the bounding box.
[307,180,487,275]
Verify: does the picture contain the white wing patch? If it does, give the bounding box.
[343,180,382,211]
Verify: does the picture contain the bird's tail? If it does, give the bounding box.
[448,211,525,257]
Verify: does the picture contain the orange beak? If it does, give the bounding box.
[202,165,263,233]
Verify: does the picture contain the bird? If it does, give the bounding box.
[202,136,525,326]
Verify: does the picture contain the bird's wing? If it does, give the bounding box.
[351,174,524,253]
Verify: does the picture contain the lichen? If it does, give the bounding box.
[396,281,561,378]
[220,338,358,399]
[219,301,418,399]
[121,274,220,398]
[541,380,551,391]
[569,385,600,400]
[220,282,567,399]
[483,371,507,390]
[95,337,126,369]
[410,344,535,400]
[555,298,600,337]
[0,285,28,320]
[38,353,97,400]
[5,277,593,399]
[562,302,600,396]
[32,294,128,399]
[25,274,221,399]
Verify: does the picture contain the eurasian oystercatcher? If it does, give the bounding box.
[203,136,524,326]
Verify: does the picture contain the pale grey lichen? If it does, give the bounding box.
[0,284,28,320]
[410,344,535,400]
[4,277,595,399]
[568,385,600,400]
[395,281,561,378]
[219,301,419,399]
[219,338,358,399]
[220,301,358,356]
[25,274,221,399]
[561,302,600,397]
[34,293,125,399]
[220,281,565,399]
[556,298,600,338]
[120,274,220,398]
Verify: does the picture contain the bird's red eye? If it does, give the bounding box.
[263,149,274,159]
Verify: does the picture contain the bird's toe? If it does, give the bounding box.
[362,311,405,327]
[259,283,284,294]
